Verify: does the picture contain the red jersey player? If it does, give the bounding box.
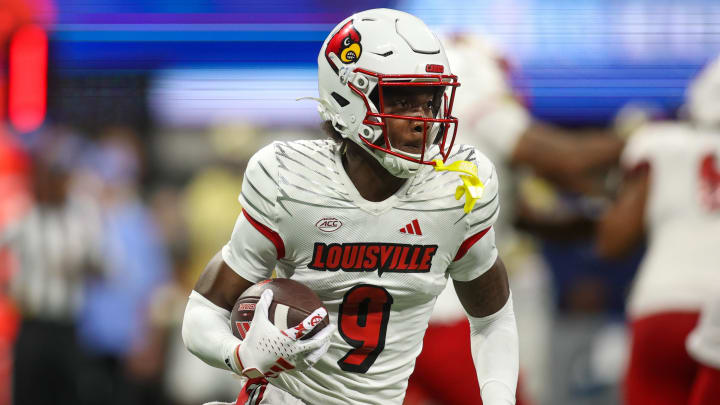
[596,56,720,405]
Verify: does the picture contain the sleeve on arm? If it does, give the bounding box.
[449,227,498,282]
[182,290,242,373]
[448,155,501,282]
[467,293,519,404]
[222,143,284,282]
[621,129,655,172]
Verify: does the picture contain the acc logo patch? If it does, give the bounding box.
[325,20,362,73]
[316,217,343,232]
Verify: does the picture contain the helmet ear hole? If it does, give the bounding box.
[333,120,347,133]
[331,92,350,107]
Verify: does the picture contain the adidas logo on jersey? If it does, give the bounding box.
[308,242,438,275]
[399,219,423,235]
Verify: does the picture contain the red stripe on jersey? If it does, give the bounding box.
[453,227,491,262]
[242,209,285,259]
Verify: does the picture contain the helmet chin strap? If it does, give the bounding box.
[372,145,487,214]
[343,123,418,178]
[352,135,421,178]
[376,150,422,178]
[345,124,483,213]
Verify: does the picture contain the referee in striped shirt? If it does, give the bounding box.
[1,133,104,405]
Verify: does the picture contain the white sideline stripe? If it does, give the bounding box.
[275,304,289,331]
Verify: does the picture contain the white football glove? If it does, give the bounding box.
[234,289,334,379]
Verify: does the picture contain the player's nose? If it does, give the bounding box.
[409,112,431,136]
[402,121,426,152]
[410,121,426,135]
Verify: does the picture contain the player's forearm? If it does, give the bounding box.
[595,170,649,259]
[182,290,242,373]
[517,124,623,177]
[468,293,519,405]
[576,133,624,168]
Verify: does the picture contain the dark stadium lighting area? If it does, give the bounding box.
[40,0,720,125]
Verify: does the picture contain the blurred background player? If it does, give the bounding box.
[74,127,172,405]
[0,124,30,405]
[0,130,104,405]
[685,296,720,405]
[595,55,720,405]
[405,33,625,405]
[0,126,173,405]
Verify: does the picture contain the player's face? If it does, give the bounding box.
[381,86,442,155]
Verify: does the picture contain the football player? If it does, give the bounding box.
[406,33,626,405]
[182,9,519,405]
[595,55,720,405]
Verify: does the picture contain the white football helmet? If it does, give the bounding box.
[687,55,720,128]
[315,8,460,178]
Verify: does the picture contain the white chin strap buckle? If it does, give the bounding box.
[380,152,422,178]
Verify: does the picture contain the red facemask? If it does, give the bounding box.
[347,68,460,167]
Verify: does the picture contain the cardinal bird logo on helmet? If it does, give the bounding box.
[325,20,362,73]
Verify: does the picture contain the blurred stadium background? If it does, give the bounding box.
[0,0,718,404]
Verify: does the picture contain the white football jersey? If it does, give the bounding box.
[222,139,500,405]
[622,122,720,319]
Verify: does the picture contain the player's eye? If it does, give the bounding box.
[393,98,409,107]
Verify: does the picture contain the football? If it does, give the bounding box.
[231,278,329,341]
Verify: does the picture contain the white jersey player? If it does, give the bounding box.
[596,56,720,405]
[408,33,625,405]
[614,123,720,320]
[182,9,519,405]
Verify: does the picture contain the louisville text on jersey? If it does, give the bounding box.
[308,242,438,276]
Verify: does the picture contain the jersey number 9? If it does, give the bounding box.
[337,285,393,373]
